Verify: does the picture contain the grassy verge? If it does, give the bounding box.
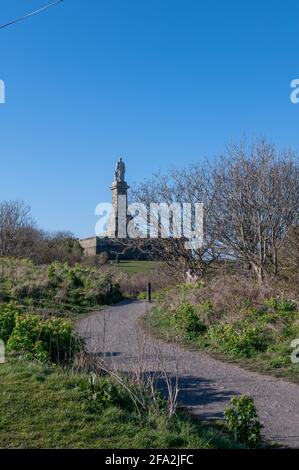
[0,258,123,318]
[142,288,299,384]
[112,260,161,274]
[0,359,242,449]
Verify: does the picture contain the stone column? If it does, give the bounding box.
[107,180,130,238]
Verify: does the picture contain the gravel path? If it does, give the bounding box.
[77,300,299,448]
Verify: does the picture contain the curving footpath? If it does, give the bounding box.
[77,300,299,448]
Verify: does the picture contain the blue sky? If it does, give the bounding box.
[0,0,299,238]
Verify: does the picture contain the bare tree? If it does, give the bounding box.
[125,165,221,279]
[121,138,299,283]
[279,225,299,282]
[0,200,37,258]
[211,138,299,283]
[32,230,83,265]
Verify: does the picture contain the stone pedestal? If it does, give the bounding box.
[107,180,130,238]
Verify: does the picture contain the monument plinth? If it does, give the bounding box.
[107,158,131,238]
[80,157,142,259]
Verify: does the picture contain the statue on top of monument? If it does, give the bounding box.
[114,157,126,183]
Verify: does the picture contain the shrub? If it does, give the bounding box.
[224,395,262,447]
[209,322,269,358]
[171,303,206,340]
[6,314,48,361]
[0,303,18,343]
[42,317,82,363]
[46,262,123,308]
[109,283,122,303]
[137,289,163,301]
[264,297,297,313]
[6,314,81,364]
[77,373,122,413]
[67,268,84,288]
[197,301,215,326]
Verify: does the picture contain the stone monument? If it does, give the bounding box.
[80,157,140,259]
[108,157,130,238]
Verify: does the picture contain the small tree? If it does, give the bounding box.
[33,231,83,265]
[224,395,262,447]
[126,165,221,279]
[211,138,299,283]
[0,200,38,258]
[279,225,299,283]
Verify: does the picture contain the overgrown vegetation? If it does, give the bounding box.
[1,136,298,448]
[0,261,242,449]
[146,278,299,382]
[0,303,81,364]
[0,258,122,315]
[0,359,243,449]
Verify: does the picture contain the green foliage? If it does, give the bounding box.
[77,373,122,413]
[137,292,147,300]
[208,322,269,358]
[115,260,159,274]
[264,297,297,313]
[6,314,81,364]
[197,300,214,322]
[42,317,82,363]
[171,303,206,340]
[137,289,164,301]
[66,268,85,288]
[0,303,18,343]
[6,315,45,361]
[0,359,243,449]
[148,281,299,381]
[109,283,122,303]
[195,280,205,289]
[0,258,123,314]
[224,395,262,447]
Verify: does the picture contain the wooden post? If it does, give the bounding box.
[147,282,152,302]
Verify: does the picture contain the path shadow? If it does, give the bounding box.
[120,370,237,421]
[89,351,122,358]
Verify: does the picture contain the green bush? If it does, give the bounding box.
[0,259,123,313]
[77,373,123,413]
[197,301,214,324]
[0,303,19,343]
[224,395,262,447]
[137,292,147,300]
[264,297,297,313]
[171,303,206,340]
[6,314,81,364]
[209,322,269,358]
[137,290,162,301]
[42,317,82,363]
[109,283,122,303]
[6,315,48,362]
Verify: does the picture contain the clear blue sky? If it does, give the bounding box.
[0,0,298,238]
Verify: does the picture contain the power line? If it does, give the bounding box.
[0,0,65,30]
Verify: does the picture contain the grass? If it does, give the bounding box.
[112,260,161,274]
[0,258,122,317]
[0,359,242,449]
[143,292,299,385]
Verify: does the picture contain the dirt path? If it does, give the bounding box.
[77,300,299,448]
